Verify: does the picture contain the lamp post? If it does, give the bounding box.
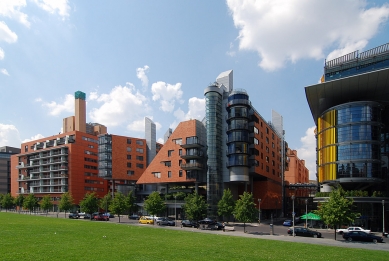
[291,195,295,237]
[305,199,308,228]
[383,200,385,235]
[258,199,261,224]
[175,195,177,227]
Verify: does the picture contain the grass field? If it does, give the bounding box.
[0,212,387,260]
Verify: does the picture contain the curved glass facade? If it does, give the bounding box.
[226,90,250,181]
[317,101,383,182]
[205,85,224,218]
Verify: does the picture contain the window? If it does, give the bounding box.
[272,133,275,139]
[136,155,144,161]
[266,166,269,172]
[168,171,172,178]
[153,172,161,178]
[254,138,259,145]
[272,142,275,148]
[136,163,144,169]
[254,126,259,134]
[179,160,182,166]
[136,140,143,145]
[266,156,269,163]
[272,152,275,157]
[127,139,132,144]
[168,150,173,157]
[88,145,94,148]
[272,160,275,166]
[127,155,132,160]
[179,149,182,156]
[136,148,143,153]
[266,137,269,144]
[127,147,132,152]
[173,138,182,145]
[164,161,171,167]
[266,127,269,134]
[266,146,269,153]
[127,170,135,176]
[127,163,132,168]
[179,170,183,177]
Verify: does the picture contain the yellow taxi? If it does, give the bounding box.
[138,216,154,224]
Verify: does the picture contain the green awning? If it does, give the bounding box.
[300,212,321,220]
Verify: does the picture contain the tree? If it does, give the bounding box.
[233,192,257,233]
[315,186,359,240]
[110,192,128,223]
[23,194,38,214]
[218,189,235,222]
[126,190,138,215]
[14,194,25,213]
[144,191,166,225]
[79,192,99,220]
[40,195,53,216]
[99,193,112,214]
[59,192,74,218]
[2,193,14,211]
[0,193,3,209]
[182,193,207,222]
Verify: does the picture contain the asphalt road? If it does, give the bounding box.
[5,211,389,252]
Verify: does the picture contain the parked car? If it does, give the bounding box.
[157,218,175,226]
[283,220,292,226]
[198,218,215,225]
[92,212,109,221]
[139,216,154,224]
[383,231,389,238]
[78,212,86,217]
[212,222,225,230]
[68,212,79,219]
[181,220,198,228]
[128,214,140,220]
[336,226,371,234]
[103,212,114,218]
[287,227,322,238]
[343,231,384,243]
[83,214,91,219]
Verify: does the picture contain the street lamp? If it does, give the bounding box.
[175,195,177,227]
[258,199,261,224]
[291,195,295,237]
[305,199,308,228]
[383,200,385,235]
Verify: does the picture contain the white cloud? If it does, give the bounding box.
[227,0,389,71]
[136,65,149,88]
[174,97,205,122]
[89,84,149,127]
[39,94,74,116]
[157,137,164,144]
[0,124,21,147]
[0,21,18,43]
[0,47,4,59]
[1,68,9,76]
[22,133,45,143]
[32,0,70,19]
[151,81,183,112]
[89,91,98,101]
[0,0,30,27]
[296,126,317,180]
[226,42,236,57]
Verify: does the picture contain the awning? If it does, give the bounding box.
[300,212,321,220]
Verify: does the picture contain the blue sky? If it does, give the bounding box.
[1,0,389,180]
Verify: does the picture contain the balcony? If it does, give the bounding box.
[180,151,204,159]
[180,162,203,170]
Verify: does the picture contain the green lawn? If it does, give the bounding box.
[0,212,387,260]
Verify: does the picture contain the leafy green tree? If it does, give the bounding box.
[99,193,112,214]
[14,194,25,213]
[79,192,99,220]
[109,192,128,223]
[2,193,14,211]
[182,193,207,222]
[144,191,166,225]
[233,192,257,233]
[40,195,53,216]
[218,189,235,222]
[126,190,138,215]
[59,192,74,218]
[23,193,38,214]
[315,186,359,240]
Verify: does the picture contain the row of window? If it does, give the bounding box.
[126,163,144,168]
[127,139,144,145]
[152,170,184,179]
[126,147,144,153]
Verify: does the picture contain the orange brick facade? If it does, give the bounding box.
[11,131,108,206]
[284,149,309,184]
